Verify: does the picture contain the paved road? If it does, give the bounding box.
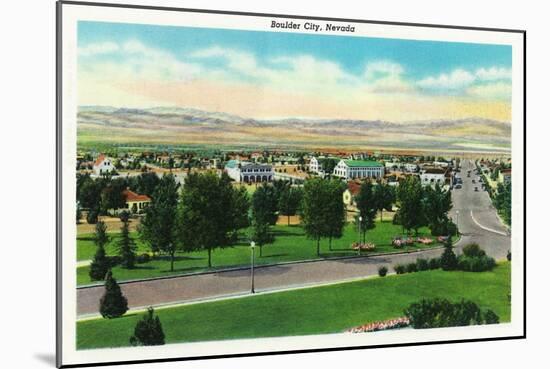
[77,160,511,317]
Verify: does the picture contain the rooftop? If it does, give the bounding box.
[343,160,383,168]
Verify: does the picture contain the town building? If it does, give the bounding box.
[93,154,115,176]
[332,160,385,180]
[224,160,274,183]
[122,189,151,214]
[420,167,447,187]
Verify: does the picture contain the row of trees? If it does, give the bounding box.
[395,176,455,237]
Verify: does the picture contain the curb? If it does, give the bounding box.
[77,244,447,289]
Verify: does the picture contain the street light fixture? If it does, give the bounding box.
[455,210,460,237]
[250,241,256,294]
[358,216,363,255]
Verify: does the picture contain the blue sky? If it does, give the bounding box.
[77,21,513,121]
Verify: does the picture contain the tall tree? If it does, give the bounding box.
[177,172,235,268]
[424,183,453,236]
[136,172,160,197]
[396,176,426,236]
[130,307,165,346]
[140,174,179,271]
[228,186,250,242]
[373,182,395,222]
[325,180,347,250]
[100,178,127,214]
[355,181,378,244]
[89,220,110,281]
[301,178,331,256]
[278,186,304,226]
[251,183,278,256]
[99,271,128,319]
[117,218,137,269]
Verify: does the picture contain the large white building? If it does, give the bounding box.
[332,160,384,180]
[224,160,274,183]
[420,168,447,186]
[93,154,115,176]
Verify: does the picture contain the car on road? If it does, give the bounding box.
[455,184,462,189]
[472,179,475,183]
[474,186,479,191]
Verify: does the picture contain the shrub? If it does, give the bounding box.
[378,266,388,277]
[404,298,499,329]
[136,253,151,264]
[129,307,165,346]
[99,271,128,319]
[484,309,500,324]
[89,246,110,281]
[440,241,458,271]
[428,258,441,270]
[462,243,486,258]
[507,250,511,261]
[394,264,406,274]
[406,262,418,273]
[416,258,429,271]
[119,210,130,222]
[457,255,496,272]
[86,209,99,224]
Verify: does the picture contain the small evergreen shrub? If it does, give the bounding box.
[99,271,128,319]
[86,209,99,224]
[416,258,429,271]
[89,246,110,281]
[394,264,406,274]
[129,307,165,346]
[440,241,458,271]
[428,258,441,270]
[378,266,388,277]
[406,262,418,273]
[462,243,485,258]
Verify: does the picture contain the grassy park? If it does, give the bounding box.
[77,262,510,349]
[77,221,439,285]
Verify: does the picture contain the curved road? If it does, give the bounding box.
[77,160,510,317]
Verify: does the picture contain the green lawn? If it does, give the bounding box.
[77,222,438,285]
[77,262,511,349]
[77,232,150,261]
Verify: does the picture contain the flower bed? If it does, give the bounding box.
[416,237,433,245]
[351,242,376,251]
[348,317,410,333]
[392,236,414,248]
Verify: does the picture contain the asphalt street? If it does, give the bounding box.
[77,160,511,317]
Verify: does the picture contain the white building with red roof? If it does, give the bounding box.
[93,154,115,176]
[122,189,151,214]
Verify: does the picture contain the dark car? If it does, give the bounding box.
[455,184,462,189]
[474,187,479,191]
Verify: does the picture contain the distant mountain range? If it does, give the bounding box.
[77,106,511,153]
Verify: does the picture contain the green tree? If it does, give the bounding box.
[440,238,458,270]
[77,174,102,210]
[494,182,511,226]
[130,307,165,346]
[100,178,127,214]
[76,203,82,224]
[396,176,426,236]
[325,180,347,250]
[423,183,453,236]
[278,186,304,226]
[320,158,338,176]
[373,182,395,222]
[177,172,235,268]
[355,181,377,244]
[140,174,179,271]
[136,172,160,197]
[89,220,110,281]
[251,183,278,256]
[117,218,137,269]
[99,271,128,319]
[229,186,250,242]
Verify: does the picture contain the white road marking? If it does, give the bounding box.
[470,210,508,236]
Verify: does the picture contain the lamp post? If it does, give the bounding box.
[358,216,363,255]
[250,241,256,294]
[455,210,460,237]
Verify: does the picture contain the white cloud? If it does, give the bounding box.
[78,41,119,57]
[417,69,476,90]
[467,82,512,100]
[475,67,511,81]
